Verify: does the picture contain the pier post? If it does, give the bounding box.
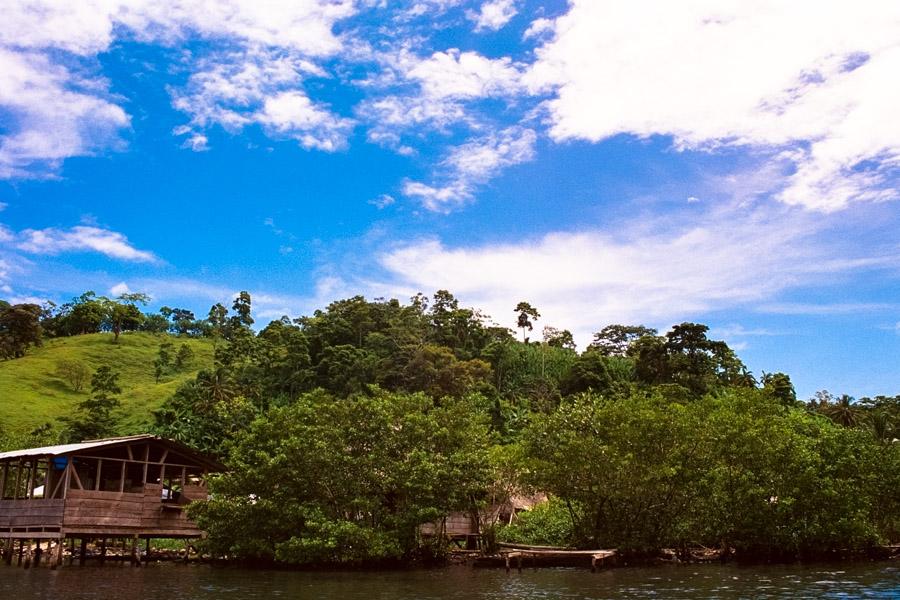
[130,536,139,567]
[51,537,64,569]
[23,539,32,569]
[2,537,10,565]
[79,538,87,566]
[99,538,107,565]
[17,539,24,566]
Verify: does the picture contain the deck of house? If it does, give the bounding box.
[0,434,221,568]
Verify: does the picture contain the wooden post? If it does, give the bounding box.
[79,538,87,566]
[32,540,42,567]
[0,462,7,499]
[23,539,32,569]
[144,538,151,565]
[52,537,65,569]
[94,459,103,491]
[17,539,24,566]
[505,553,511,573]
[3,537,11,565]
[25,461,35,499]
[517,553,523,573]
[130,536,139,567]
[142,444,149,484]
[99,538,107,565]
[183,539,190,563]
[12,460,22,500]
[119,460,126,493]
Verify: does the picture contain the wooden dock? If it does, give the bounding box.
[475,543,617,571]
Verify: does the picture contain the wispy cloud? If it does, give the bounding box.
[14,226,157,263]
[403,126,537,211]
[370,202,900,345]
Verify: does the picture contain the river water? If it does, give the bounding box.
[2,562,899,599]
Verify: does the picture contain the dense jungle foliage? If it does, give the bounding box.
[1,291,899,564]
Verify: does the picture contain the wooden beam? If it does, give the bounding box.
[13,459,22,500]
[126,445,134,461]
[142,445,149,484]
[94,459,102,491]
[66,456,84,490]
[64,458,75,495]
[0,462,7,499]
[26,460,35,500]
[119,461,126,493]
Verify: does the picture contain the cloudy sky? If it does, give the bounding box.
[1,0,899,398]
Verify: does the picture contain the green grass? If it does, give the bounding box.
[0,332,214,433]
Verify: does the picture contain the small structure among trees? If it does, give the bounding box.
[0,434,221,568]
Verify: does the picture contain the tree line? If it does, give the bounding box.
[1,290,898,564]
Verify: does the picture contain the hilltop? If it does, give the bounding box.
[0,332,213,432]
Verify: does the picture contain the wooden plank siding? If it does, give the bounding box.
[0,499,65,530]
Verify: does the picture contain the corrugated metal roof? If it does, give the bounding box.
[0,434,156,461]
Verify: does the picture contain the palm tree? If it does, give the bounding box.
[822,394,862,428]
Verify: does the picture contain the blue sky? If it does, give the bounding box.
[1,0,899,399]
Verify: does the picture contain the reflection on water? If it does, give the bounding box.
[2,562,899,599]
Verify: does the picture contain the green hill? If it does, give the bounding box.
[0,332,214,433]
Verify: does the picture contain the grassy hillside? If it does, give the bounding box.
[0,332,214,433]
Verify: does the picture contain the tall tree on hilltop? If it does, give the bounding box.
[514,301,540,343]
[589,324,657,356]
[104,292,150,342]
[230,291,254,331]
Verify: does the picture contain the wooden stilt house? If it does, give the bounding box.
[0,434,222,567]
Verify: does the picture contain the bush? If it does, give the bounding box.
[497,497,576,547]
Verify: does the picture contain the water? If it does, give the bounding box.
[2,562,899,599]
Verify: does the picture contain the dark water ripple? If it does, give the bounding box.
[1,562,898,599]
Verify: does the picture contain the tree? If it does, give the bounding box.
[0,303,43,359]
[761,372,796,406]
[542,326,575,350]
[514,302,540,343]
[175,343,194,370]
[207,302,229,345]
[189,389,491,564]
[65,366,122,441]
[589,324,657,356]
[821,394,862,428]
[154,341,174,383]
[55,359,90,392]
[230,291,254,331]
[103,293,149,342]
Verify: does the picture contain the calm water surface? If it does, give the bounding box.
[2,562,899,599]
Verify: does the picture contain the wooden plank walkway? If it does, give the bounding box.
[496,545,617,572]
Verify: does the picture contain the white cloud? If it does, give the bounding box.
[16,226,157,262]
[358,47,527,151]
[171,49,352,151]
[468,0,518,32]
[0,49,129,178]
[0,0,358,175]
[256,90,354,151]
[523,17,554,40]
[404,126,537,211]
[369,194,396,209]
[408,49,524,100]
[0,202,7,211]
[373,202,897,345]
[527,0,900,212]
[110,281,132,296]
